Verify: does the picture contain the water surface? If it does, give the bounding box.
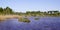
[0,17,60,30]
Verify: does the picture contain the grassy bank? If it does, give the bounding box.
[0,15,31,23]
[0,15,22,21]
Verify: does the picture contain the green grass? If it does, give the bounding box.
[18,18,30,23]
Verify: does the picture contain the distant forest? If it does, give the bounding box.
[0,7,60,16]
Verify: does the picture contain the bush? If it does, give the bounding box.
[18,18,30,23]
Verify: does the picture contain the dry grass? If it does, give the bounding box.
[0,15,22,21]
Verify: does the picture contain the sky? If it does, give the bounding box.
[0,0,60,12]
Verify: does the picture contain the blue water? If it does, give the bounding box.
[0,17,60,30]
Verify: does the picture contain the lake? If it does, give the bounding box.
[0,17,60,30]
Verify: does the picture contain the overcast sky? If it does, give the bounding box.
[0,0,60,12]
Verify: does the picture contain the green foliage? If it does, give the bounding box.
[18,18,30,23]
[0,7,14,14]
[4,7,13,14]
[0,7,60,16]
[0,7,3,13]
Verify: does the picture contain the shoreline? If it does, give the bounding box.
[0,15,22,21]
[0,15,60,21]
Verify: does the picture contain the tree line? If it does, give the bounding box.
[0,7,60,16]
[0,7,13,14]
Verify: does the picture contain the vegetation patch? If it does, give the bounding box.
[34,17,40,20]
[18,18,30,23]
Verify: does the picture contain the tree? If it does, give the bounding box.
[4,7,13,14]
[0,7,3,13]
[53,11,59,13]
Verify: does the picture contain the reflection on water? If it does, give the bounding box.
[0,17,60,30]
